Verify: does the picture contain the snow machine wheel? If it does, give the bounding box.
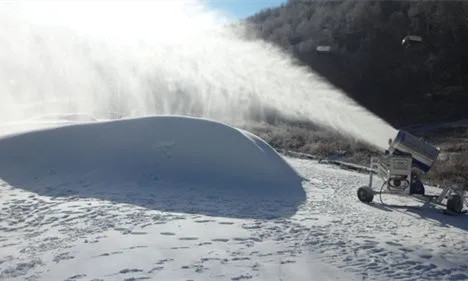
[410,175,425,195]
[357,186,374,203]
[447,195,463,213]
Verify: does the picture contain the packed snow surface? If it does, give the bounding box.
[0,117,467,281]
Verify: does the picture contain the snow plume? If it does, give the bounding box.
[0,1,395,150]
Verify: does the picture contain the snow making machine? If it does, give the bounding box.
[357,130,467,214]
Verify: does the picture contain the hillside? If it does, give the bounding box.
[246,0,468,126]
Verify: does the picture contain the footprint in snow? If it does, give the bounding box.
[358,245,376,250]
[95,251,123,258]
[119,268,143,274]
[128,246,148,250]
[53,252,74,263]
[233,237,261,242]
[356,235,375,239]
[300,217,319,221]
[114,228,131,234]
[148,267,164,274]
[385,241,403,246]
[232,237,250,241]
[155,258,174,265]
[179,237,199,241]
[232,257,250,261]
[64,274,87,280]
[241,224,261,230]
[180,264,205,273]
[231,274,252,280]
[212,238,229,242]
[194,220,215,223]
[399,247,414,253]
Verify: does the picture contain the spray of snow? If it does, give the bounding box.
[0,1,396,150]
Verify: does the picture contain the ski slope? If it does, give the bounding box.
[0,117,467,280]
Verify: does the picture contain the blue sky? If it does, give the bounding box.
[205,0,286,19]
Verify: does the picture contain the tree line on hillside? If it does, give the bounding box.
[246,0,468,126]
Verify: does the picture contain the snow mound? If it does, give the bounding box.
[0,116,305,200]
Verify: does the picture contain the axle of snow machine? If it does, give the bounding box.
[357,130,467,214]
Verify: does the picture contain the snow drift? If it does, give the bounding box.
[0,116,305,217]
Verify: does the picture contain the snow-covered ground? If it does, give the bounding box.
[0,117,467,281]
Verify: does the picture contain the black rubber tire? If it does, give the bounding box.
[357,186,374,203]
[447,195,463,213]
[410,175,425,195]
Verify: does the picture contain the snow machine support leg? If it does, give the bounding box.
[447,187,466,214]
[437,184,466,214]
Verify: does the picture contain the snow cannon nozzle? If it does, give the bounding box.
[387,130,439,173]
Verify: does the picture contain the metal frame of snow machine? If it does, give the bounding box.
[357,131,467,214]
